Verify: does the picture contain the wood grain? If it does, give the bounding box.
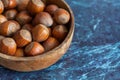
[0,0,74,72]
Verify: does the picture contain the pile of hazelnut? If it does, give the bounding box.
[0,0,70,57]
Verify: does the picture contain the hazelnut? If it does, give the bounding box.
[22,24,33,31]
[0,38,16,56]
[45,4,58,15]
[0,21,20,36]
[0,15,7,24]
[10,20,20,30]
[32,24,49,42]
[16,11,32,25]
[13,29,32,47]
[54,8,70,24]
[4,9,17,20]
[17,0,29,11]
[33,12,53,27]
[27,0,45,15]
[0,1,4,14]
[25,42,45,56]
[14,48,24,57]
[2,0,17,9]
[52,25,68,42]
[43,37,59,51]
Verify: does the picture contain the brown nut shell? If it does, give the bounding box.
[13,29,32,47]
[2,0,17,9]
[0,15,7,24]
[22,24,33,31]
[45,4,58,15]
[43,37,60,51]
[0,21,20,36]
[27,0,45,15]
[14,48,24,57]
[33,12,53,27]
[54,8,70,24]
[0,38,16,56]
[17,0,29,11]
[32,24,49,42]
[10,20,20,30]
[25,42,45,56]
[4,9,17,20]
[16,11,32,25]
[52,25,68,42]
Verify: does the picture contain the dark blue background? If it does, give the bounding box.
[1,0,120,80]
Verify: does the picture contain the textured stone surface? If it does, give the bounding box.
[1,0,120,80]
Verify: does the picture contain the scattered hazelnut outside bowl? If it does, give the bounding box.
[0,0,74,72]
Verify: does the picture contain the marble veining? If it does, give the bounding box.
[1,0,120,80]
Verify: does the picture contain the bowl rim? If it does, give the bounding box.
[0,0,75,61]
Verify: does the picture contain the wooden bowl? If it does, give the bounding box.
[0,0,74,72]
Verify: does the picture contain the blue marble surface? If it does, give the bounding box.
[1,0,120,80]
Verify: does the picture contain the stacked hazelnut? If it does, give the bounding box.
[0,0,70,57]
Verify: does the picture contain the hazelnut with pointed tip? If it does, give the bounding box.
[13,29,32,47]
[25,42,45,56]
[33,12,53,27]
[52,25,68,41]
[27,0,45,15]
[43,37,60,51]
[0,38,17,56]
[32,24,49,42]
[54,8,70,24]
[0,21,20,36]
